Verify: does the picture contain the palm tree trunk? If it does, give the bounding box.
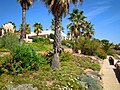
[20,7,26,44]
[37,33,39,38]
[51,15,62,69]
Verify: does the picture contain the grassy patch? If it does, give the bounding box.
[25,42,53,51]
[74,57,101,71]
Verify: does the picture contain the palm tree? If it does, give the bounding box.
[19,23,31,34]
[51,18,64,32]
[67,9,86,53]
[83,22,95,38]
[101,40,113,54]
[33,23,43,37]
[50,19,55,31]
[42,0,83,69]
[67,9,86,40]
[17,0,34,44]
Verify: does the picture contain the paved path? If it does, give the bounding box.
[101,58,120,90]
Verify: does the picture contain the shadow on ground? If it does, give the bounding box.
[113,69,120,83]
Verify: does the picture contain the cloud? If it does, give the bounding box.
[84,0,114,20]
[105,15,120,24]
[86,6,111,20]
[95,0,112,5]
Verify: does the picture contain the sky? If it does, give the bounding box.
[0,0,120,44]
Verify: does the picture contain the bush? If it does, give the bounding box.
[33,37,50,44]
[107,49,116,56]
[60,52,74,62]
[78,75,102,90]
[61,40,73,48]
[0,45,44,75]
[0,32,19,51]
[79,38,100,55]
[26,42,53,51]
[49,33,54,39]
[96,48,107,59]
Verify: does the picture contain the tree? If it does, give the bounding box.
[83,22,95,38]
[19,23,31,34]
[42,0,83,69]
[17,0,34,44]
[67,9,86,39]
[101,39,113,54]
[33,23,43,37]
[51,18,64,32]
[67,9,86,53]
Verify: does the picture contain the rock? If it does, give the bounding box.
[5,84,38,90]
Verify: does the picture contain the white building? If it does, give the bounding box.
[25,30,67,42]
[2,23,15,34]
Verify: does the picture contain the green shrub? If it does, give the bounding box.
[78,75,102,90]
[96,48,107,59]
[33,37,50,44]
[101,39,113,54]
[66,43,72,48]
[61,40,73,48]
[49,33,54,39]
[91,64,101,71]
[79,38,100,56]
[107,49,116,56]
[26,42,53,51]
[0,32,19,51]
[60,52,74,62]
[0,45,44,75]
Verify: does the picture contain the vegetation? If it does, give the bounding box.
[26,42,52,51]
[0,45,42,75]
[67,9,95,53]
[33,22,43,36]
[0,51,101,89]
[78,37,100,56]
[0,32,19,51]
[33,37,51,44]
[101,39,113,54]
[0,0,119,89]
[67,9,86,53]
[61,40,73,48]
[79,75,102,90]
[19,23,31,34]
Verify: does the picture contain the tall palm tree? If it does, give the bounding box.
[67,9,86,40]
[19,23,31,34]
[67,9,86,53]
[43,0,83,69]
[17,0,34,44]
[33,22,43,37]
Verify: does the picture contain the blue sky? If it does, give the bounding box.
[0,0,120,44]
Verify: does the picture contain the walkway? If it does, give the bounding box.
[101,57,120,90]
